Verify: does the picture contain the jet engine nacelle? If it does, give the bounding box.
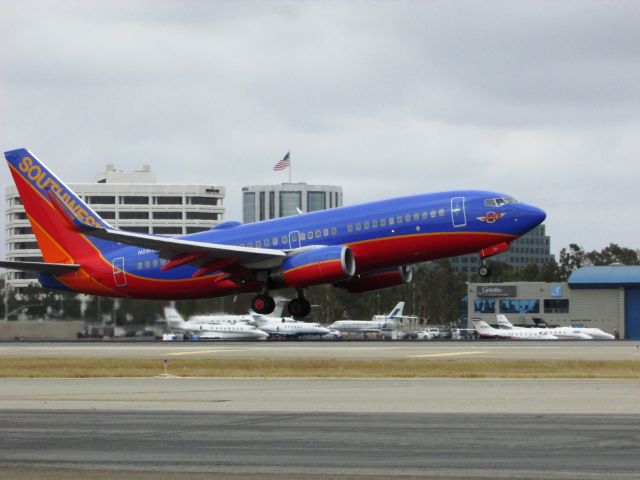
[334,265,413,293]
[271,245,356,288]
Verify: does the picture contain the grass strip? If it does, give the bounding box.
[0,358,639,379]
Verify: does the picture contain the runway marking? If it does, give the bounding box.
[408,351,488,358]
[166,349,245,356]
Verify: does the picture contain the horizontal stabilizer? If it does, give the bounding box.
[0,260,80,275]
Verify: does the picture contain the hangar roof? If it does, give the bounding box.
[568,265,640,288]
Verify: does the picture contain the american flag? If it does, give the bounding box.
[273,152,290,171]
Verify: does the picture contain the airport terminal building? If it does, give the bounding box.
[467,265,640,339]
[5,164,225,290]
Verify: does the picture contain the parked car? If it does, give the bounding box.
[416,328,441,340]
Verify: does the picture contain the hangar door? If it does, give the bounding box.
[624,288,640,339]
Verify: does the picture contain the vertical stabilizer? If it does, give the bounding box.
[4,148,116,264]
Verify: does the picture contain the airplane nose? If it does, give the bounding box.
[515,204,546,232]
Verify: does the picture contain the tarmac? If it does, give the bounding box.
[1,340,639,479]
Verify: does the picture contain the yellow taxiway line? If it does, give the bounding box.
[408,351,487,358]
[166,349,245,356]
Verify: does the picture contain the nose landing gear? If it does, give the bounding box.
[477,263,491,278]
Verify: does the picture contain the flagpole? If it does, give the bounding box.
[289,152,292,183]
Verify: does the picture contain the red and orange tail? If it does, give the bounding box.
[5,148,117,264]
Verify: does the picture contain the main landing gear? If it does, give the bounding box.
[288,291,311,318]
[250,290,312,318]
[251,293,276,315]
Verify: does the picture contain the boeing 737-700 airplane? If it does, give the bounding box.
[0,148,546,318]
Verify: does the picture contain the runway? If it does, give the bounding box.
[1,339,639,360]
[1,410,639,479]
[2,342,640,478]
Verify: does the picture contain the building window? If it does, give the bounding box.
[154,226,183,235]
[474,300,495,313]
[186,227,209,234]
[269,191,275,219]
[243,192,256,223]
[121,226,149,233]
[186,212,219,220]
[499,299,540,314]
[155,196,183,205]
[280,191,301,217]
[86,196,116,204]
[190,196,218,206]
[153,211,182,220]
[119,211,149,220]
[259,191,265,221]
[97,211,116,219]
[544,299,570,314]
[120,196,149,205]
[307,191,326,212]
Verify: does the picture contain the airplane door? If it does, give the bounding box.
[289,231,301,249]
[451,197,466,228]
[112,257,127,287]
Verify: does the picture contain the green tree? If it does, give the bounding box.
[558,243,586,280]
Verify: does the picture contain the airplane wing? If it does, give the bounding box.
[85,226,286,266]
[0,260,80,275]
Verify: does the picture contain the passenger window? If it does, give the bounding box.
[438,208,445,216]
[153,259,158,267]
[347,225,353,232]
[144,261,151,268]
[247,242,253,247]
[137,262,143,270]
[413,213,419,221]
[380,218,386,227]
[363,222,369,230]
[300,232,306,240]
[355,223,361,231]
[264,239,270,247]
[431,210,436,218]
[308,231,314,239]
[323,228,329,237]
[315,229,321,238]
[396,216,403,224]
[421,212,428,220]
[405,214,411,222]
[388,217,394,225]
[282,236,288,244]
[330,227,337,235]
[256,241,261,247]
[273,238,278,246]
[372,220,378,228]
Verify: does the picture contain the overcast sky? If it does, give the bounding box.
[2,0,640,258]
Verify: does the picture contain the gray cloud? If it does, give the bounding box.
[2,0,640,257]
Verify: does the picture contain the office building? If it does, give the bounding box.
[242,183,343,223]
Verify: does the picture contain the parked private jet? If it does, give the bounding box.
[472,319,558,340]
[163,307,268,340]
[329,302,406,334]
[497,314,614,340]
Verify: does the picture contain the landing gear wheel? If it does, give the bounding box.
[477,264,491,278]
[288,298,312,318]
[252,294,275,315]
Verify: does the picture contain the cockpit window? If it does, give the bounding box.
[484,197,518,207]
